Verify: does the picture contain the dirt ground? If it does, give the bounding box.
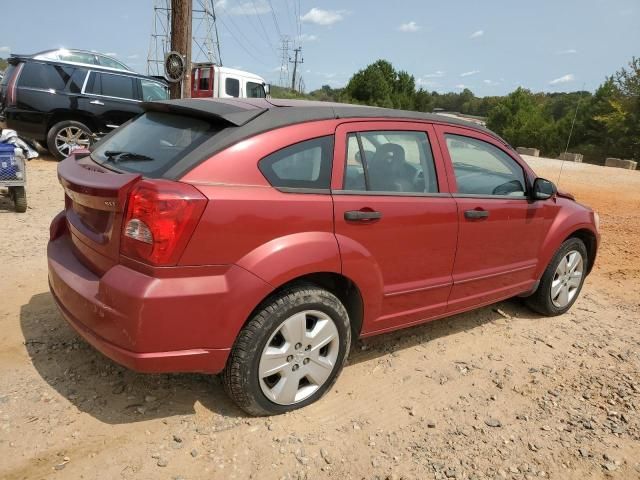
[0,155,638,480]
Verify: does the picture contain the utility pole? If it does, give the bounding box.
[289,47,303,92]
[170,0,192,99]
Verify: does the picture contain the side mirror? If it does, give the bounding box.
[532,177,557,200]
[263,83,271,96]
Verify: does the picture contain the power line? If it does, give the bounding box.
[217,15,273,67]
[266,0,282,38]
[250,0,278,50]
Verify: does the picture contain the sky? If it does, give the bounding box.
[2,0,639,96]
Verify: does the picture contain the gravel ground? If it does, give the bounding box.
[0,155,638,480]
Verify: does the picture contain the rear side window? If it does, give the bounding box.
[97,55,129,71]
[91,112,219,177]
[225,77,240,97]
[259,136,334,190]
[86,72,137,100]
[345,131,438,193]
[19,62,73,90]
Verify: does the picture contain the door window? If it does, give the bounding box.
[141,79,169,101]
[445,134,526,197]
[19,62,73,91]
[86,72,137,100]
[259,136,333,189]
[344,131,438,193]
[246,81,266,98]
[225,77,240,97]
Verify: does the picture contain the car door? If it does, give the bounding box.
[79,70,143,131]
[332,121,458,335]
[433,124,547,313]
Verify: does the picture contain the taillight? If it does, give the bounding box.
[121,180,207,266]
[6,63,24,107]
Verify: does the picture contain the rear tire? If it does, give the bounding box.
[223,285,351,416]
[10,186,27,213]
[525,238,588,316]
[46,120,92,161]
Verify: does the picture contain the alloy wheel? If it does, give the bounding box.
[550,250,584,308]
[258,310,340,405]
[55,126,90,157]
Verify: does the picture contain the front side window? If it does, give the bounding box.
[344,130,438,193]
[445,134,526,197]
[246,81,266,98]
[259,136,333,189]
[225,77,240,97]
[86,72,137,100]
[141,79,169,101]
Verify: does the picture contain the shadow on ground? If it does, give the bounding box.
[20,290,537,424]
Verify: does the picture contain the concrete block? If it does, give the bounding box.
[516,147,540,157]
[605,158,637,170]
[558,152,583,163]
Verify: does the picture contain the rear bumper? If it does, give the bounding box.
[47,233,272,374]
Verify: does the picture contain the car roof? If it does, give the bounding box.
[144,97,497,134]
[142,98,511,179]
[9,53,165,81]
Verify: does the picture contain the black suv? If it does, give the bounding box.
[0,54,168,160]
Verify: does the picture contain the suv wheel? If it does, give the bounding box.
[525,238,588,316]
[223,285,351,416]
[47,120,92,161]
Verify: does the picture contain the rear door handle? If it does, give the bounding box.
[344,210,382,222]
[90,99,104,105]
[464,209,489,219]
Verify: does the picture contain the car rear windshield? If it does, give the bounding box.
[91,112,219,177]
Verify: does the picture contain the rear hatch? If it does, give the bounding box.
[59,153,141,274]
[56,102,266,274]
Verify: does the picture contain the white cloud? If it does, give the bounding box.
[423,70,445,78]
[297,33,318,42]
[470,30,484,39]
[417,78,440,89]
[399,21,420,32]
[300,8,346,26]
[460,70,480,77]
[549,73,575,85]
[454,84,466,89]
[216,0,271,15]
[556,48,577,55]
[483,79,500,86]
[127,54,139,59]
[0,46,10,53]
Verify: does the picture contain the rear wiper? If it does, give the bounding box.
[103,151,155,163]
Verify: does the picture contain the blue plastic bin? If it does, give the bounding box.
[0,143,18,180]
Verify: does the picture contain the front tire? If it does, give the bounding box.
[223,285,351,416]
[525,238,588,316]
[46,120,92,161]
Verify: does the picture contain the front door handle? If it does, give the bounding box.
[90,99,105,105]
[344,210,382,222]
[464,209,489,219]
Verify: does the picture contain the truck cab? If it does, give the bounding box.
[191,64,268,99]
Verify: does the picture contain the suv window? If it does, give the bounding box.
[246,81,265,98]
[97,55,129,71]
[445,134,526,197]
[345,131,438,193]
[58,51,97,65]
[19,62,73,91]
[141,79,169,101]
[225,77,240,97]
[259,136,334,190]
[86,72,137,100]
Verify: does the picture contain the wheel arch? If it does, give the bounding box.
[47,110,99,133]
[566,228,598,274]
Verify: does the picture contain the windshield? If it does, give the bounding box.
[91,112,218,177]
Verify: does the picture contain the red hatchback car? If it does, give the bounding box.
[48,98,599,415]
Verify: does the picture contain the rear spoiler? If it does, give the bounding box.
[141,99,268,127]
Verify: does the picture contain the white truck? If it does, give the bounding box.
[191,63,269,99]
